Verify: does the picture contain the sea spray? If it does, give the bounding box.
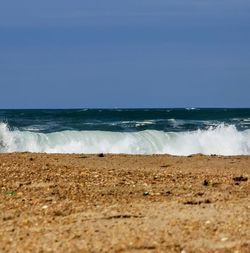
[1,122,250,155]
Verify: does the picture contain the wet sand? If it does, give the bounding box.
[0,153,249,253]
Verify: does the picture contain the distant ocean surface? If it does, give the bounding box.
[1,108,250,155]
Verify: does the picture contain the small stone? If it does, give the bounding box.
[221,237,228,242]
[143,192,150,196]
[42,205,48,209]
[203,180,209,186]
[205,220,211,225]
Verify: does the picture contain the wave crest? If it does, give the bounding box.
[0,122,250,155]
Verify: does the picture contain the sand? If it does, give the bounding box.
[0,153,249,253]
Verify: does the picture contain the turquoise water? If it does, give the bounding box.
[1,108,250,155]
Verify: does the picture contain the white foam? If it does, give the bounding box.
[186,107,199,110]
[0,122,250,155]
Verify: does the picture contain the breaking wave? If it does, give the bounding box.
[0,122,250,155]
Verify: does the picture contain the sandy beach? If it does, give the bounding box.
[0,153,249,252]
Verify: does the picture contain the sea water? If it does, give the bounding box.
[1,108,250,155]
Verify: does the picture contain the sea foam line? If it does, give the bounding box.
[0,122,250,155]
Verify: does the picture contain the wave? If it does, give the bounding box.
[0,122,250,155]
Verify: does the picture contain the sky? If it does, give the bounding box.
[0,0,250,108]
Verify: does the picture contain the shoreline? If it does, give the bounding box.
[0,153,249,252]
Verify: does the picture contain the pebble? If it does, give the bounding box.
[221,237,228,242]
[42,205,48,209]
[203,180,209,186]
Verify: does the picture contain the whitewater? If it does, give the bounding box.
[1,122,250,155]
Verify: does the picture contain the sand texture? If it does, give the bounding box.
[0,153,249,253]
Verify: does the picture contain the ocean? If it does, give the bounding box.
[0,108,250,155]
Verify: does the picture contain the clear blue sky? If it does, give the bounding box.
[0,0,250,108]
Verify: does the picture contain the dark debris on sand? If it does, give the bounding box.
[233,176,248,182]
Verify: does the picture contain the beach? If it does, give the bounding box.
[0,153,249,252]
